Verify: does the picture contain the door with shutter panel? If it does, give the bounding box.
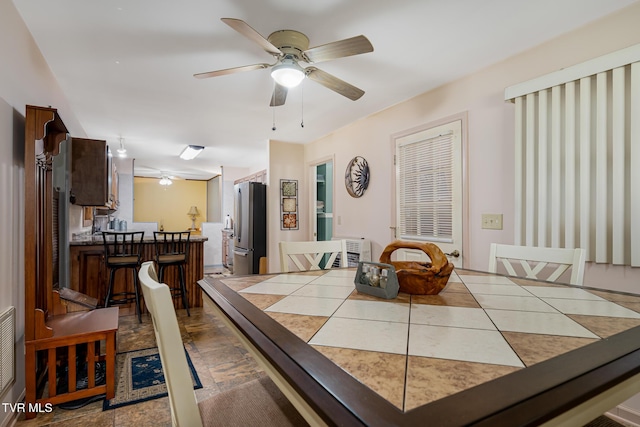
[394,120,463,268]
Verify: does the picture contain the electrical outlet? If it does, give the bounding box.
[481,214,503,230]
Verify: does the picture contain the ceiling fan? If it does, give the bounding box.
[194,18,374,106]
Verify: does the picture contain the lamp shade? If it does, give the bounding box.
[187,206,200,217]
[271,61,305,88]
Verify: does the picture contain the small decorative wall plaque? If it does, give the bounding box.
[345,156,370,198]
[280,179,299,230]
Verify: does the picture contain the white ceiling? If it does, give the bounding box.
[13,0,637,180]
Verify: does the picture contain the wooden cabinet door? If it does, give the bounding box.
[70,138,108,206]
[70,246,107,304]
[109,164,119,210]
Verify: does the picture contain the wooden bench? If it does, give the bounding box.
[24,297,118,419]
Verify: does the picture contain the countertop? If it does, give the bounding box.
[70,233,208,246]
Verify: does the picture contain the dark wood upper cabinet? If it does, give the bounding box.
[70,137,109,207]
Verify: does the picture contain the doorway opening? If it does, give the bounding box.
[314,161,333,242]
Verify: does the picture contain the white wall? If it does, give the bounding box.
[300,2,640,293]
[0,1,84,425]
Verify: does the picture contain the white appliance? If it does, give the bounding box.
[331,237,372,267]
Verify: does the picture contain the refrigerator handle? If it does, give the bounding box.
[236,187,242,244]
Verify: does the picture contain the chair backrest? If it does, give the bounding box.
[138,261,203,427]
[279,239,349,272]
[488,243,586,285]
[153,231,190,262]
[102,231,145,266]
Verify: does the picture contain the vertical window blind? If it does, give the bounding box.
[505,44,640,266]
[396,132,454,242]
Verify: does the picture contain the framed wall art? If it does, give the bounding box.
[280,179,299,230]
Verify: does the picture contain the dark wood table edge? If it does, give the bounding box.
[199,274,640,426]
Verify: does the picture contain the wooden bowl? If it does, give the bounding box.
[379,240,454,295]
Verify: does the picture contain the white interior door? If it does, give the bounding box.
[394,120,464,268]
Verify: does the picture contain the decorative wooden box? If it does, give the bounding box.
[354,261,399,299]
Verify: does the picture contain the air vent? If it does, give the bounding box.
[0,306,15,395]
[332,238,372,267]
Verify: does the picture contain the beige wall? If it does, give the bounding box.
[297,3,640,293]
[266,140,307,272]
[134,177,207,231]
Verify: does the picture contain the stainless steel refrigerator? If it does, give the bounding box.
[233,182,267,275]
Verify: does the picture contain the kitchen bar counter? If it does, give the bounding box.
[69,233,207,314]
[70,232,209,246]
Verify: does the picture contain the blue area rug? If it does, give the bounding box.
[103,347,202,410]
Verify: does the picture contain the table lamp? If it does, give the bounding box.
[187,206,200,230]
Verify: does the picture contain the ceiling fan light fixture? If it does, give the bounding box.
[271,62,305,88]
[179,145,204,160]
[117,137,127,157]
[159,176,173,186]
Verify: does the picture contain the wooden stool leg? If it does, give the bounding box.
[105,268,116,307]
[158,265,165,283]
[132,268,141,323]
[179,264,190,316]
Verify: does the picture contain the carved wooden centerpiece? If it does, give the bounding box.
[379,240,454,295]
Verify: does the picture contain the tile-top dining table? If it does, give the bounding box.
[198,268,640,426]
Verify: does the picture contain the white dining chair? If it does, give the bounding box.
[488,243,586,285]
[138,261,307,427]
[279,239,349,272]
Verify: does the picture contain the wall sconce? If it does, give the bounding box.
[179,145,204,160]
[187,206,200,229]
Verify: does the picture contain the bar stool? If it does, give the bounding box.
[153,231,191,316]
[102,231,145,322]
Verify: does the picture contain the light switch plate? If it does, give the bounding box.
[482,214,503,230]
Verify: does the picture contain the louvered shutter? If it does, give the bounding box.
[396,132,454,243]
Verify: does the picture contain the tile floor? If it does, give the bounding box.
[13,302,267,427]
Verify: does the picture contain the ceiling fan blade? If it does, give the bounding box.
[269,83,288,107]
[221,18,282,56]
[305,67,365,101]
[303,35,373,63]
[194,63,270,79]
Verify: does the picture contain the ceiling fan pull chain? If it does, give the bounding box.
[272,104,276,131]
[300,83,304,128]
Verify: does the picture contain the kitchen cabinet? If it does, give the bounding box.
[70,138,118,209]
[110,162,119,210]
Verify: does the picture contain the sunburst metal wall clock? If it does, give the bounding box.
[345,156,370,198]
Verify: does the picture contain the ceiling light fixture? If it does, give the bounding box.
[179,145,204,160]
[159,176,173,186]
[271,59,305,88]
[117,137,127,157]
